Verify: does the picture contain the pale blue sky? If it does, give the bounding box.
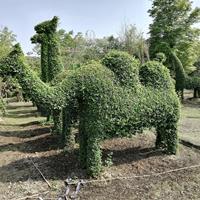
[0,0,200,53]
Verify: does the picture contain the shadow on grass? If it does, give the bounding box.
[102,146,163,166]
[187,116,200,119]
[0,144,164,183]
[0,133,62,153]
[180,139,200,150]
[0,149,86,182]
[0,127,50,138]
[8,109,38,115]
[7,104,33,110]
[182,101,200,109]
[5,113,40,118]
[0,121,44,127]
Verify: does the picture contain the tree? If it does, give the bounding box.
[148,0,200,99]
[0,27,16,59]
[57,29,86,68]
[57,30,122,67]
[148,0,200,69]
[0,27,19,100]
[118,23,149,63]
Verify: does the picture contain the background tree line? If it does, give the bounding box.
[1,0,200,103]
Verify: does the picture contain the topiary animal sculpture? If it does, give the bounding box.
[0,45,180,177]
[170,50,200,99]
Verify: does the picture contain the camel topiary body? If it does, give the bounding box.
[0,45,180,176]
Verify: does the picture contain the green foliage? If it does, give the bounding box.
[0,27,16,59]
[149,0,200,74]
[149,0,200,55]
[25,56,41,76]
[119,23,149,63]
[176,37,200,73]
[0,27,20,99]
[0,45,180,177]
[56,31,123,67]
[185,76,200,90]
[42,23,149,69]
[31,17,65,127]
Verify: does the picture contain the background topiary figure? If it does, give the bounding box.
[0,45,180,177]
[170,50,200,99]
[171,51,186,99]
[31,17,64,132]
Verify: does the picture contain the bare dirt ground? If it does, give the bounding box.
[0,95,200,200]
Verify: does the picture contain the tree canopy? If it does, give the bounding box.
[149,0,200,72]
[0,27,16,59]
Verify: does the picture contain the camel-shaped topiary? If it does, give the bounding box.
[0,44,180,176]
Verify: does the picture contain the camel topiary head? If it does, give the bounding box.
[34,16,59,34]
[31,16,59,44]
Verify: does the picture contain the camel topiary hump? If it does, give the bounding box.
[102,50,140,87]
[139,60,174,90]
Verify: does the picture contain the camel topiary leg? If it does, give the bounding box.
[62,107,75,150]
[79,118,87,168]
[156,122,178,154]
[86,135,102,177]
[165,123,178,154]
[52,109,62,135]
[155,126,167,149]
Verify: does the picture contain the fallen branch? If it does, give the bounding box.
[139,149,163,156]
[28,157,52,188]
[15,191,49,200]
[85,163,200,184]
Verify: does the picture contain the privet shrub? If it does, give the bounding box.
[0,45,180,177]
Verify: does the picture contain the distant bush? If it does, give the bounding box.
[0,97,6,116]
